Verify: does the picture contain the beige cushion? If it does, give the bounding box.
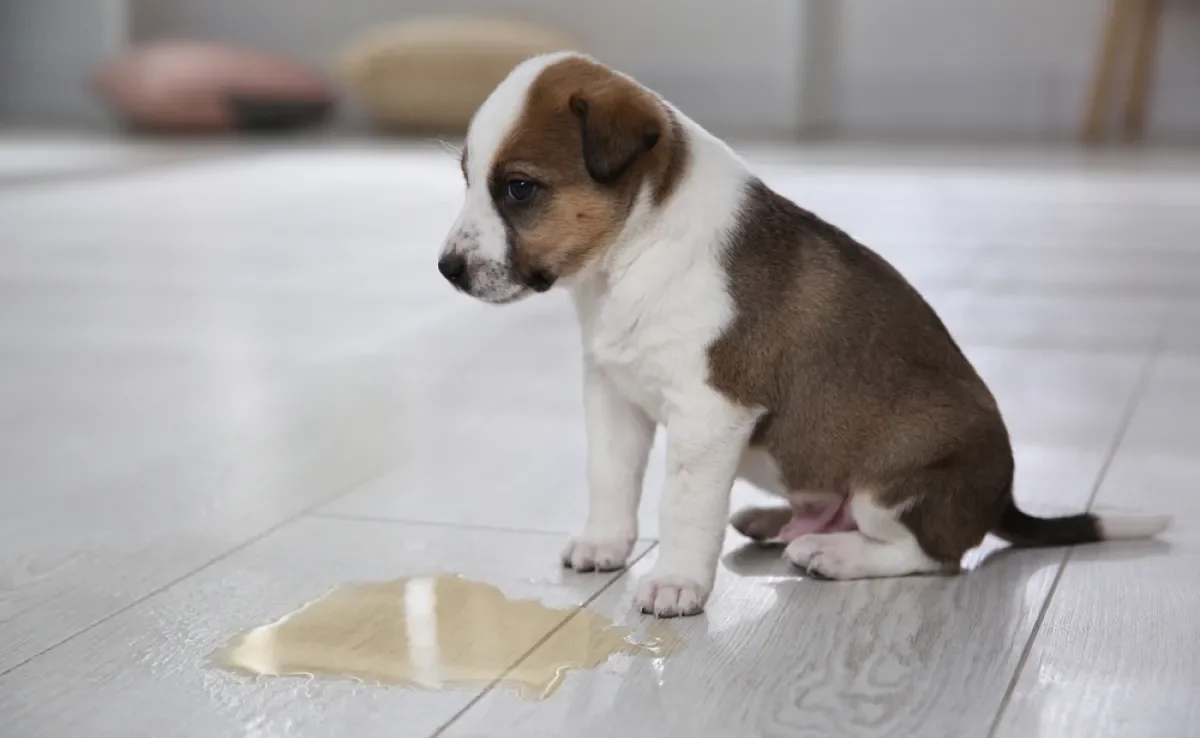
[341,17,572,134]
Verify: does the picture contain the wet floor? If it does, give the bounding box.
[217,574,677,700]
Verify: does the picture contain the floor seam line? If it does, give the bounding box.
[308,510,659,541]
[427,542,660,738]
[0,461,399,680]
[984,348,1159,738]
[0,150,271,192]
[309,510,567,536]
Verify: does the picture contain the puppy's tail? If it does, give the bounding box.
[993,502,1171,547]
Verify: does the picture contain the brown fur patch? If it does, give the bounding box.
[708,179,1014,563]
[487,56,688,283]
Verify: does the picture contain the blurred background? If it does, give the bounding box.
[2,0,1196,143]
[4,2,1200,736]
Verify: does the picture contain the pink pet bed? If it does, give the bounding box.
[92,41,334,133]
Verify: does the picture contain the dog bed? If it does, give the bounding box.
[340,17,572,134]
[92,41,334,133]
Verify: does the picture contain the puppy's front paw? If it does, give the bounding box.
[561,533,635,572]
[634,571,710,618]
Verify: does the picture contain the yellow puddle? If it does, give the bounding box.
[215,574,677,700]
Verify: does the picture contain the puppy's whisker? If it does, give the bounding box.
[429,138,462,159]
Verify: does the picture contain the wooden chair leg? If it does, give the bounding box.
[1123,0,1164,141]
[1082,0,1137,143]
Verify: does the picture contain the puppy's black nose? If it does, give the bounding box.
[438,253,468,287]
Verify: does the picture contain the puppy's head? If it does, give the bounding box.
[439,53,684,304]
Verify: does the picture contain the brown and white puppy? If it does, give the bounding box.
[438,52,1170,618]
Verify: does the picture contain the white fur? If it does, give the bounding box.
[784,494,948,580]
[447,52,767,616]
[560,365,654,572]
[443,52,576,303]
[570,91,779,614]
[1097,512,1173,540]
[570,115,763,617]
[450,54,1172,613]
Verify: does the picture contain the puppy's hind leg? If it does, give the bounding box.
[730,506,793,542]
[731,491,852,542]
[784,492,953,580]
[729,450,793,541]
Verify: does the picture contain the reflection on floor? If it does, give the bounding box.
[1,134,1198,737]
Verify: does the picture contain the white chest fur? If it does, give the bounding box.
[568,121,753,425]
[572,239,736,424]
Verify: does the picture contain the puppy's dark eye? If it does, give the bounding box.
[506,179,537,202]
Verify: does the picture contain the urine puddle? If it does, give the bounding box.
[215,574,677,700]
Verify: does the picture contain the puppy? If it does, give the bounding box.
[438,52,1170,618]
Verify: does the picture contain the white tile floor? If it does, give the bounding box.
[1,135,1198,737]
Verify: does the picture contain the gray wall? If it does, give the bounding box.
[125,0,1200,139]
[131,0,804,138]
[6,0,1200,140]
[829,0,1200,139]
[0,0,129,125]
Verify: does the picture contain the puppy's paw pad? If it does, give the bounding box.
[634,574,709,618]
[561,534,634,573]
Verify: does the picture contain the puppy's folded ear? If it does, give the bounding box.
[569,86,662,184]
